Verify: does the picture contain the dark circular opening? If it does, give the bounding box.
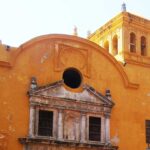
[63,68,82,88]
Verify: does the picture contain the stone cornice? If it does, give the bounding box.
[28,80,115,108]
[19,137,118,149]
[88,12,150,40]
[88,12,123,39]
[30,95,112,114]
[124,52,150,68]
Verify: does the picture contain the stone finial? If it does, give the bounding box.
[6,45,10,51]
[121,2,126,12]
[73,26,78,36]
[30,77,37,89]
[105,89,112,100]
[87,30,91,37]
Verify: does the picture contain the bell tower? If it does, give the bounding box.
[88,4,150,67]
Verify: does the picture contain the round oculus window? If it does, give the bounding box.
[63,68,82,88]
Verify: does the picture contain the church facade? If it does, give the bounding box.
[0,9,150,150]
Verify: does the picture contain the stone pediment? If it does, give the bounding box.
[28,79,114,107]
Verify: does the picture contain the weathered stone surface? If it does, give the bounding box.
[19,137,118,150]
[19,79,115,149]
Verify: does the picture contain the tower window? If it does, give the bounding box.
[38,110,53,136]
[104,41,109,52]
[146,120,150,144]
[141,36,146,56]
[112,35,118,55]
[63,68,82,88]
[89,116,101,141]
[130,32,136,53]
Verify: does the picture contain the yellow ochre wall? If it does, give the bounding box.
[0,34,150,150]
[89,12,150,66]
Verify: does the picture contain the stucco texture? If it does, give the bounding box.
[0,34,149,150]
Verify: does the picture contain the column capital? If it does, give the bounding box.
[81,112,86,116]
[104,113,111,118]
[58,109,64,113]
[30,102,35,107]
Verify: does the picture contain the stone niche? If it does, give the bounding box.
[19,78,118,150]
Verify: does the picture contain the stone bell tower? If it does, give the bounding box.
[89,3,150,67]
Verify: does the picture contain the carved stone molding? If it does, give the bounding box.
[30,96,108,114]
[19,137,118,150]
[54,43,91,77]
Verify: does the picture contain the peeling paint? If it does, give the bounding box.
[40,52,49,64]
[111,133,120,146]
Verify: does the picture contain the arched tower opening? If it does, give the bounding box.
[112,35,118,55]
[104,41,109,52]
[130,32,136,53]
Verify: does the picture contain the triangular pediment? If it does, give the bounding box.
[29,80,114,107]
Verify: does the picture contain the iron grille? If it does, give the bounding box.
[89,117,101,141]
[38,110,53,136]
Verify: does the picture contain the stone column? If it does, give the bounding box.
[136,32,141,55]
[105,114,110,143]
[80,113,86,143]
[101,116,106,143]
[75,118,80,141]
[29,105,35,137]
[57,109,64,140]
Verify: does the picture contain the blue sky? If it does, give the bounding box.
[0,0,149,46]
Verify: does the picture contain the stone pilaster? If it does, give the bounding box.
[80,113,86,143]
[101,116,106,143]
[57,109,64,140]
[29,105,35,137]
[105,114,111,143]
[75,118,80,141]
